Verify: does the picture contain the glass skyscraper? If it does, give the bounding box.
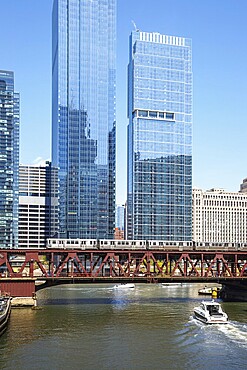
[52,0,116,239]
[0,70,19,248]
[127,31,192,241]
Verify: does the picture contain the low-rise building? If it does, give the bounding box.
[193,187,247,243]
[114,227,124,240]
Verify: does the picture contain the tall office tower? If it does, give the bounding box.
[127,31,192,240]
[52,0,116,239]
[0,70,19,248]
[18,162,58,248]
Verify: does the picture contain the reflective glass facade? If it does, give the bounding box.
[127,32,192,240]
[52,0,116,239]
[0,70,19,248]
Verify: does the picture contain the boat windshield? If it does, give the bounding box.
[207,305,219,314]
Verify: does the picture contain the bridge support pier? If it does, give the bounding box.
[0,279,36,306]
[221,282,247,301]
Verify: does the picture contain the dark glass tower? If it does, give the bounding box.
[127,31,192,240]
[52,0,116,239]
[0,70,19,248]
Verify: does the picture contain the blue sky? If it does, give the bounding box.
[1,0,247,204]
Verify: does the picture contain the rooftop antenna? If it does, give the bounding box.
[131,20,139,32]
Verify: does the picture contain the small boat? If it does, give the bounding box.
[198,286,213,295]
[161,283,182,287]
[113,283,135,289]
[198,286,221,298]
[0,296,11,336]
[194,300,228,324]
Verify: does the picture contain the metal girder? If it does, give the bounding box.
[0,249,247,281]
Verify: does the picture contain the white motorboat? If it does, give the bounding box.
[113,283,135,289]
[198,286,213,295]
[0,296,11,336]
[194,300,228,324]
[161,283,182,287]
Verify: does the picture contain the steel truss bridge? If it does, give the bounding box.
[1,248,246,300]
[0,248,247,281]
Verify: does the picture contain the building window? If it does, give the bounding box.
[166,112,174,120]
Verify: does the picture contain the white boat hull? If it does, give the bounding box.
[0,297,11,336]
[194,309,228,324]
[161,283,182,287]
[114,283,135,289]
[193,300,228,324]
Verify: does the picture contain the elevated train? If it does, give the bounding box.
[46,238,247,251]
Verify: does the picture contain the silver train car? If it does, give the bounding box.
[6,238,246,251]
[46,239,150,250]
[46,238,247,251]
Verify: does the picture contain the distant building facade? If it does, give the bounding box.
[52,0,116,239]
[18,162,58,248]
[240,178,247,193]
[115,205,125,230]
[192,188,247,243]
[0,70,19,248]
[114,227,124,240]
[127,31,192,240]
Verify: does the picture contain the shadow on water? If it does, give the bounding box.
[38,296,205,306]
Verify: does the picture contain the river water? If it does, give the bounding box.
[0,283,246,370]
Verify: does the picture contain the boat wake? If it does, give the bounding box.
[189,315,247,348]
[216,321,247,347]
